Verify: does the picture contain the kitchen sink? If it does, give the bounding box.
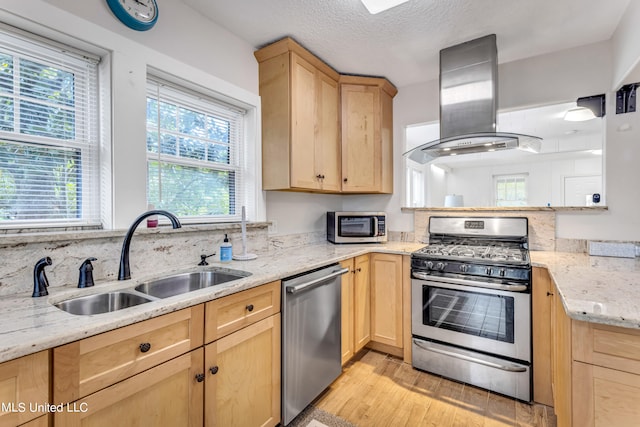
[134,269,252,299]
[54,291,154,315]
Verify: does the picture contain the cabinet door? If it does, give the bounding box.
[340,259,355,365]
[315,71,341,192]
[552,281,573,427]
[205,314,281,427]
[55,349,203,426]
[341,84,380,192]
[370,253,403,348]
[0,351,49,426]
[290,53,320,190]
[353,254,371,352]
[573,361,640,427]
[532,267,553,406]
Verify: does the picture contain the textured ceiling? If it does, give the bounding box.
[181,0,631,88]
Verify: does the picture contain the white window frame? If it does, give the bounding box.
[0,24,102,230]
[494,173,529,207]
[145,75,250,223]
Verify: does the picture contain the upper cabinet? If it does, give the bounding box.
[255,38,396,194]
[340,76,396,194]
[255,38,341,192]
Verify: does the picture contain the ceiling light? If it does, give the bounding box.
[564,107,596,122]
[360,0,410,14]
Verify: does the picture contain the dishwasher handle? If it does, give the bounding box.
[285,267,350,294]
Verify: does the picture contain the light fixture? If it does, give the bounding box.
[564,107,596,122]
[360,0,410,14]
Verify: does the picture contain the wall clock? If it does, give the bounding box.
[106,0,158,31]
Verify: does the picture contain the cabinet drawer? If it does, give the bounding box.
[53,305,204,404]
[205,281,281,343]
[573,320,640,375]
[0,350,49,426]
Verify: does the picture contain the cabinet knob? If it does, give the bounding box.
[139,342,151,353]
[343,178,348,183]
[356,267,362,272]
[195,373,205,382]
[547,291,554,296]
[209,366,219,375]
[246,304,254,312]
[316,174,322,179]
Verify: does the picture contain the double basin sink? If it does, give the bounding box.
[54,268,251,315]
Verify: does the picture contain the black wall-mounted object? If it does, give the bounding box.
[577,94,606,117]
[616,83,638,115]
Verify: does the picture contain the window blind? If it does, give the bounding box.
[0,26,100,228]
[146,77,247,222]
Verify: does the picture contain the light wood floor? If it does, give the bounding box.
[314,349,557,427]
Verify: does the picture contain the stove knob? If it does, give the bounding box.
[499,268,506,277]
[436,262,445,271]
[485,267,493,276]
[426,261,434,270]
[459,264,468,273]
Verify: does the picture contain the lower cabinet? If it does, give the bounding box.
[0,350,49,426]
[353,254,371,353]
[204,314,281,427]
[340,259,355,365]
[54,349,203,426]
[532,266,553,406]
[369,253,404,349]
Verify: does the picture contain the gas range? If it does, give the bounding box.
[412,217,531,282]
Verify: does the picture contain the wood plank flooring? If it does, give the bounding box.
[314,349,557,427]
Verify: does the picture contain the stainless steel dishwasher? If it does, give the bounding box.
[282,263,349,425]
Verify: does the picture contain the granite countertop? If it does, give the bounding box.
[1,242,639,364]
[0,241,424,363]
[531,251,640,329]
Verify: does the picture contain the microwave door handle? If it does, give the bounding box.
[373,217,378,236]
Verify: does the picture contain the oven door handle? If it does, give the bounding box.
[412,272,528,292]
[413,339,528,373]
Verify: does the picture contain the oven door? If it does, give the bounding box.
[411,276,531,362]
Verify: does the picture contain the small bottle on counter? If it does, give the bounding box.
[220,234,232,262]
[147,204,158,228]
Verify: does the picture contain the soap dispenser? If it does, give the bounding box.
[220,234,232,262]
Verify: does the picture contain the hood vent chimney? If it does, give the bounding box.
[405,34,541,164]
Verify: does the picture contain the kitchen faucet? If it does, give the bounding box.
[32,257,52,297]
[118,210,182,280]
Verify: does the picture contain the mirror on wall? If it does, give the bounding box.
[405,101,604,208]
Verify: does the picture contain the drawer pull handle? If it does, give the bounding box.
[209,366,219,375]
[139,342,152,353]
[195,373,205,383]
[246,304,254,312]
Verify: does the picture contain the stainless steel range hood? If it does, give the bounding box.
[405,34,541,164]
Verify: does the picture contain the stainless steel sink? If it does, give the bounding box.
[54,291,153,315]
[134,269,251,298]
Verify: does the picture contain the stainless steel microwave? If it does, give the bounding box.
[327,212,387,244]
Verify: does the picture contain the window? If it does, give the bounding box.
[406,165,424,207]
[146,77,246,221]
[494,174,528,207]
[0,26,100,228]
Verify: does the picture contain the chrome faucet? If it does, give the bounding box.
[32,257,52,297]
[118,210,182,280]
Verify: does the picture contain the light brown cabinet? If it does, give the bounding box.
[369,253,404,348]
[50,282,281,427]
[255,38,341,192]
[532,266,553,406]
[571,319,640,427]
[340,76,396,194]
[204,281,281,427]
[54,349,203,426]
[353,254,371,353]
[340,259,356,365]
[205,315,281,427]
[0,350,49,426]
[255,38,396,194]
